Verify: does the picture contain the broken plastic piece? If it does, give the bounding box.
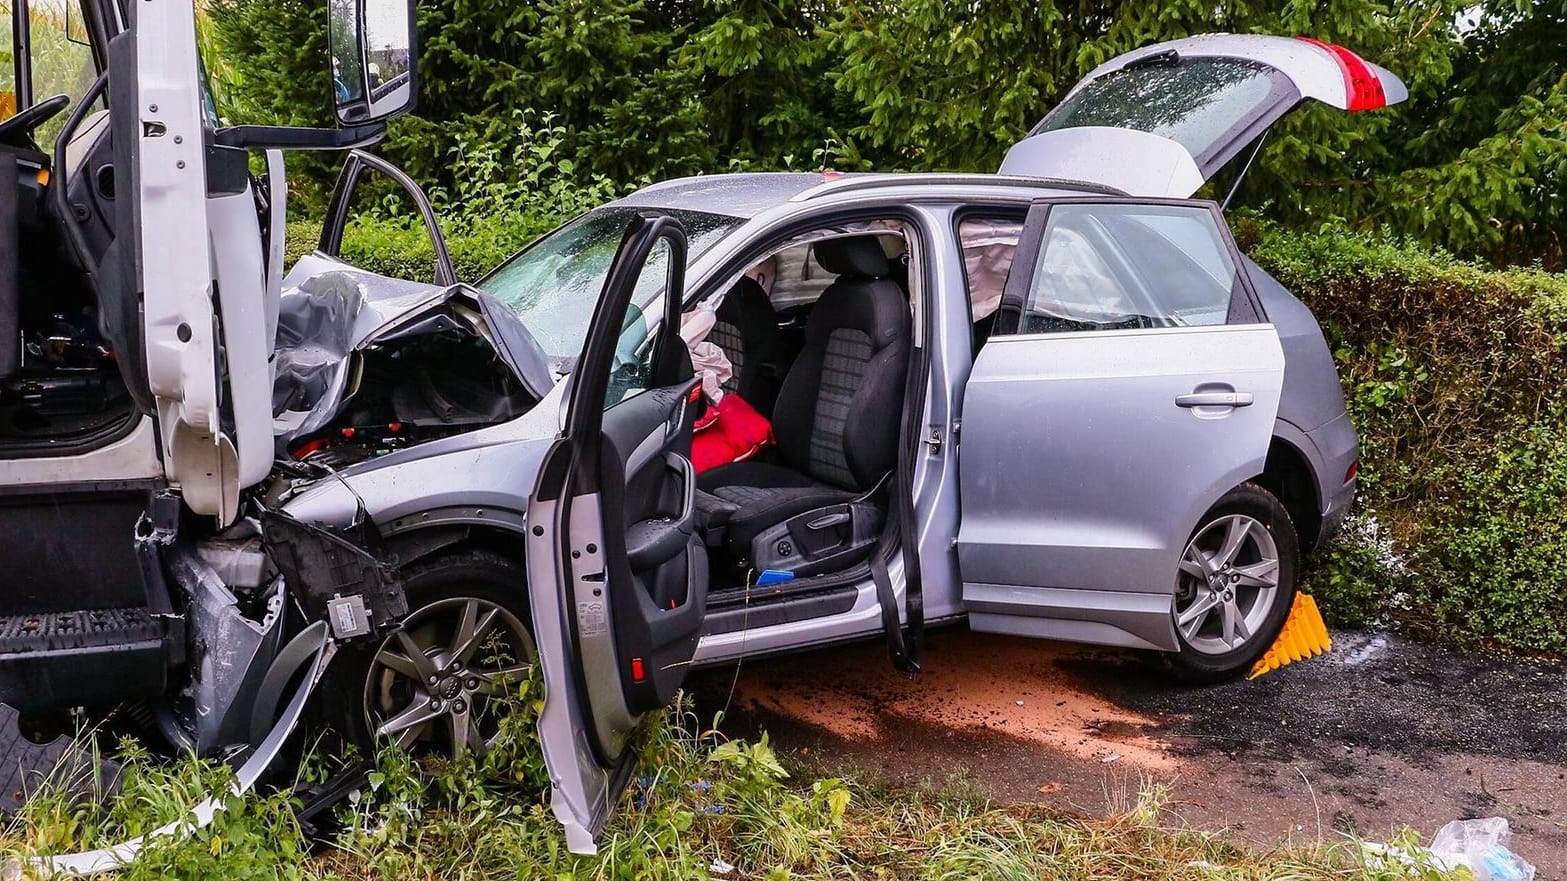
[27,622,333,877]
[0,705,122,814]
[756,570,795,587]
[1248,593,1331,679]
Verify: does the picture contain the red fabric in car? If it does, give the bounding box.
[692,394,774,473]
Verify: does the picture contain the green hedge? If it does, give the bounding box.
[284,210,562,284]
[1245,221,1567,654]
[287,209,1567,655]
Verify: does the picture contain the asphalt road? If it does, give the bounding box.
[689,626,1567,875]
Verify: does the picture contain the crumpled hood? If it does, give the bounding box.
[271,252,552,442]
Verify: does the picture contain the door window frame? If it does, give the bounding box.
[992,196,1267,337]
[319,148,456,286]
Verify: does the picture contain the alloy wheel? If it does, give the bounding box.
[1173,514,1280,656]
[363,596,535,756]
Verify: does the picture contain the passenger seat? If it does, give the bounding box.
[699,236,910,564]
[710,276,787,415]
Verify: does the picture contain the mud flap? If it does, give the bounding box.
[0,705,122,814]
[24,621,334,877]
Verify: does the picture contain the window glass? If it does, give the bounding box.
[0,8,12,119]
[956,216,1022,323]
[1038,58,1280,164]
[1,0,98,144]
[1021,203,1238,334]
[480,207,741,368]
[758,227,907,310]
[601,238,668,410]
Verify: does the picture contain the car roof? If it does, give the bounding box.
[611,171,1123,219]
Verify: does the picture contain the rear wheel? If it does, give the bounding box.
[321,549,535,757]
[1165,483,1298,684]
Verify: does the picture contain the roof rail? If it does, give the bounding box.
[789,173,1128,202]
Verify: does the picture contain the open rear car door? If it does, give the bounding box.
[526,212,709,854]
[1000,34,1408,197]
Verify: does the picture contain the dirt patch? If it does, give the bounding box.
[718,632,1174,770]
[690,626,1567,877]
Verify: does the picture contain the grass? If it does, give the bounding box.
[2,682,1458,881]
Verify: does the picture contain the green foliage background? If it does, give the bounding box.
[212,0,1564,266]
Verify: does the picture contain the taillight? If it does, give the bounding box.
[1344,460,1359,483]
[1296,37,1388,112]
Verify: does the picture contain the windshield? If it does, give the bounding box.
[1037,57,1285,166]
[479,206,743,364]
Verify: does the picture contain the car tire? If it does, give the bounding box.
[317,548,536,758]
[1164,482,1298,685]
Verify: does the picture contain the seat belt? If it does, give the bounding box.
[871,539,918,675]
[868,468,921,675]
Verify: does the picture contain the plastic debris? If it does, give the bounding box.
[1429,817,1535,881]
[1248,593,1332,679]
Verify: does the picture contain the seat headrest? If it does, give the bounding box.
[814,236,890,278]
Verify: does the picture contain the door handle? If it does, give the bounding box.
[1175,391,1254,408]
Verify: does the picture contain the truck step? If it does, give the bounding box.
[0,607,163,654]
[0,608,169,711]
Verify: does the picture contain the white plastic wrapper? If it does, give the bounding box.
[1429,818,1535,881]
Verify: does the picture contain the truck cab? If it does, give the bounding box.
[0,0,416,727]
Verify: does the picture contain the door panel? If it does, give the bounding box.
[528,212,706,854]
[958,325,1283,593]
[958,198,1284,649]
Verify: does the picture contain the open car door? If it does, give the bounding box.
[128,0,274,523]
[527,212,708,854]
[956,197,1284,651]
[1000,34,1408,197]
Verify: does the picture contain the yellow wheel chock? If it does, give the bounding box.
[1248,593,1332,679]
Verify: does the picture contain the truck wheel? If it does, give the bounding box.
[1165,483,1298,684]
[320,549,534,758]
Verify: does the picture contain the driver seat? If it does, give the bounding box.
[699,236,910,564]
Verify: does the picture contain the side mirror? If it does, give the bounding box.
[328,0,416,126]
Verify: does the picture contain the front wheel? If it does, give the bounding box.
[1164,483,1299,684]
[319,549,536,758]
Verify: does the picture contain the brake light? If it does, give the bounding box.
[1296,37,1387,111]
[630,658,646,682]
[1345,460,1359,484]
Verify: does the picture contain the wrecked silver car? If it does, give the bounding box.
[1,0,1400,862]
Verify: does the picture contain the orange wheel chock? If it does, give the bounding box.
[1248,593,1332,679]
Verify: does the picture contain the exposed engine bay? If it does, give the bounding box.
[268,254,556,471]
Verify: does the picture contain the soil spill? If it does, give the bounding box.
[690,626,1567,876]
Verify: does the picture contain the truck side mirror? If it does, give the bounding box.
[328,0,417,126]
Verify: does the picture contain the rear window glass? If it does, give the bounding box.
[1036,58,1282,165]
[1020,203,1240,333]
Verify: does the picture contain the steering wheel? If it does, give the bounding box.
[0,94,70,145]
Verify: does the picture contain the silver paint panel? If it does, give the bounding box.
[957,324,1285,626]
